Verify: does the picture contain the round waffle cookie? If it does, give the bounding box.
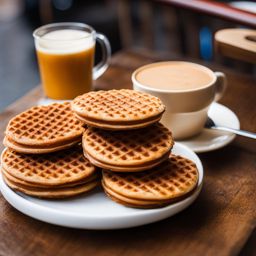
[1,147,100,198]
[82,123,174,172]
[71,89,165,130]
[2,168,99,189]
[1,146,99,192]
[102,155,199,208]
[4,102,84,154]
[3,174,99,199]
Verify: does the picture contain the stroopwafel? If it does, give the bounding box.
[1,147,100,198]
[3,174,99,199]
[82,123,174,172]
[102,155,199,208]
[71,89,165,130]
[4,102,84,154]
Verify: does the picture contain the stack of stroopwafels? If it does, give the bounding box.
[72,89,199,208]
[1,89,199,207]
[2,102,100,198]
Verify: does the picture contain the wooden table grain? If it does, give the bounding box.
[0,50,255,256]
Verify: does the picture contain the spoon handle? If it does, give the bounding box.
[210,126,256,139]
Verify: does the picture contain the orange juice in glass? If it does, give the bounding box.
[33,23,111,100]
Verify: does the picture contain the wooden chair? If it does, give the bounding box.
[117,0,256,72]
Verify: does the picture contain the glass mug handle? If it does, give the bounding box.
[93,33,111,80]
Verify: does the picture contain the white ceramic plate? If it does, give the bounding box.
[179,103,240,153]
[0,143,203,230]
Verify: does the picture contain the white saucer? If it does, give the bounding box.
[0,143,203,230]
[178,103,240,153]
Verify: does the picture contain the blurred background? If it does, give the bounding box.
[0,0,255,111]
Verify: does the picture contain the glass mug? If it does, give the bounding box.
[33,22,111,100]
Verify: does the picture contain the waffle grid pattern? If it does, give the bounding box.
[83,123,173,165]
[2,147,96,185]
[72,89,165,122]
[6,102,84,145]
[103,155,198,200]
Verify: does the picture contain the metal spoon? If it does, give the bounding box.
[205,117,256,139]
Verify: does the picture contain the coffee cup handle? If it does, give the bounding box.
[214,72,227,102]
[93,33,111,80]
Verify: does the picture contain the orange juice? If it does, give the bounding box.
[35,29,95,100]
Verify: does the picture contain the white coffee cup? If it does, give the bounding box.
[132,61,227,140]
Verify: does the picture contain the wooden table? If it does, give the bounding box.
[0,50,255,256]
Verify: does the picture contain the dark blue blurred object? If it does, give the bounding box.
[200,26,213,61]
